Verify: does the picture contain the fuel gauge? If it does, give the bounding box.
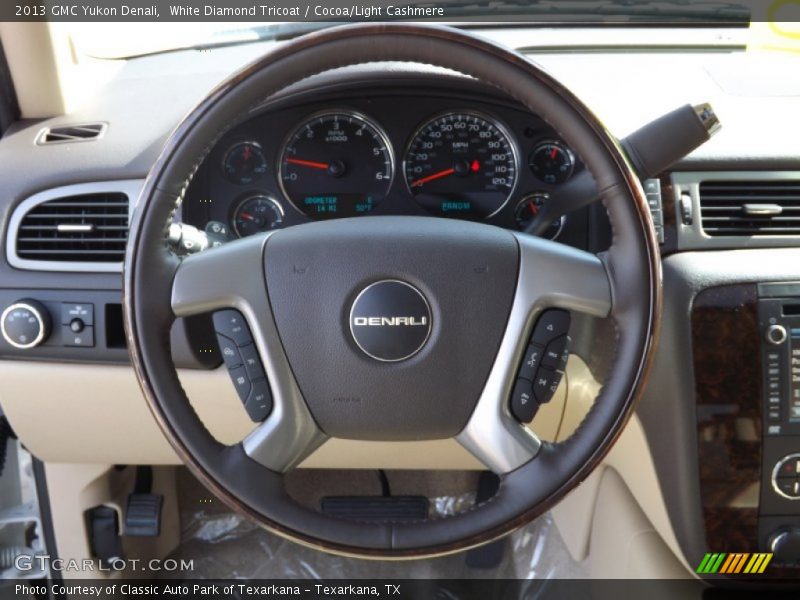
[514,193,565,240]
[232,195,284,238]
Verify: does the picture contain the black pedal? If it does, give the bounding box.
[125,493,163,537]
[87,506,123,568]
[124,466,162,537]
[321,496,428,522]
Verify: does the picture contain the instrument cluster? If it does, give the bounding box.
[182,91,583,242]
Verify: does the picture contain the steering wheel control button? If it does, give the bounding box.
[1,301,51,349]
[212,309,272,419]
[245,379,273,422]
[518,344,544,381]
[213,310,252,346]
[542,336,569,369]
[60,302,94,325]
[216,334,243,370]
[229,366,252,402]
[531,309,571,347]
[238,343,265,380]
[510,378,538,423]
[533,369,563,404]
[349,280,432,362]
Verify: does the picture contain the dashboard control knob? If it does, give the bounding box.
[768,527,800,564]
[766,324,788,346]
[1,300,51,349]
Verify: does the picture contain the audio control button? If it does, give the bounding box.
[766,324,788,346]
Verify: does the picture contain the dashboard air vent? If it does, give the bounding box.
[15,192,129,263]
[36,122,106,144]
[699,180,800,236]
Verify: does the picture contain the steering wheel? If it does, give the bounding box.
[124,23,660,557]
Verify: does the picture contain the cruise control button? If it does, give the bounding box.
[510,378,538,423]
[245,378,273,422]
[238,343,265,380]
[518,344,544,380]
[542,335,568,370]
[533,368,562,404]
[216,333,242,369]
[229,366,251,403]
[531,309,571,347]
[213,310,252,346]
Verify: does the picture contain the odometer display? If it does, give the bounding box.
[404,112,518,219]
[278,111,393,219]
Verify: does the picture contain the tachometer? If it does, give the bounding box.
[404,112,518,219]
[278,111,393,219]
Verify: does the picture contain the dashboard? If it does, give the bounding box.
[182,84,584,243]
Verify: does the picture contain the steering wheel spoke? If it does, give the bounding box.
[171,236,327,472]
[457,235,612,473]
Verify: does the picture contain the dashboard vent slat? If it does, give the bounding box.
[699,180,800,237]
[15,192,129,263]
[36,122,106,145]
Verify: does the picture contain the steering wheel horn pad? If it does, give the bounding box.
[125,23,660,557]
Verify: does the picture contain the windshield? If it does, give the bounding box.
[65,0,754,60]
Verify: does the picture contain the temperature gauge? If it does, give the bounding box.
[232,195,284,238]
[529,140,575,184]
[514,193,565,240]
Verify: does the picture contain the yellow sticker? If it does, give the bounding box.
[748,0,800,53]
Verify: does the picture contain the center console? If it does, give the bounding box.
[693,282,800,571]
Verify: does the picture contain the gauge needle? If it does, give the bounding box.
[239,212,255,221]
[286,158,330,170]
[411,167,456,188]
[549,147,559,159]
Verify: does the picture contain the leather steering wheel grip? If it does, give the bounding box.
[123,23,661,557]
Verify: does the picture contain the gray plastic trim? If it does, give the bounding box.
[170,233,327,472]
[5,180,144,273]
[672,171,800,251]
[455,233,612,473]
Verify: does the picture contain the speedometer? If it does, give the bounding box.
[404,112,518,219]
[278,111,393,219]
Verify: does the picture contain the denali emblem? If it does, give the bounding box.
[349,280,432,362]
[353,316,428,327]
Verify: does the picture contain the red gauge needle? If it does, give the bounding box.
[239,212,255,221]
[549,146,559,159]
[411,167,456,188]
[528,201,538,215]
[286,158,330,170]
